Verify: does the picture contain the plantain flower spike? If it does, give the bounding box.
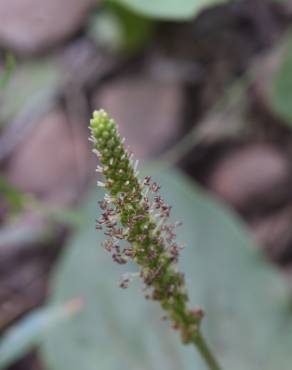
[89,109,203,344]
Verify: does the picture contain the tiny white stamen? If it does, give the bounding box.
[97,181,106,187]
[134,159,139,172]
[88,137,97,143]
[153,217,165,234]
[109,215,119,222]
[142,186,150,198]
[92,149,100,157]
[104,194,114,203]
[95,166,104,173]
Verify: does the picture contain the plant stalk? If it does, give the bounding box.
[193,331,223,370]
[89,110,224,370]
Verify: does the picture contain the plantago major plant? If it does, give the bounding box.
[89,109,223,370]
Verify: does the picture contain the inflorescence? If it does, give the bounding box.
[89,109,204,344]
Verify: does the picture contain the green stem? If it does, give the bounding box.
[193,332,223,370]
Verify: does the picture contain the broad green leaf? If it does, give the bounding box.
[0,300,81,369]
[89,3,154,53]
[110,0,228,20]
[41,169,292,370]
[271,34,292,126]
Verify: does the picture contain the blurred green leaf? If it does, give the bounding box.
[0,300,82,369]
[90,3,154,53]
[40,206,83,228]
[41,169,292,370]
[0,52,16,89]
[109,0,228,20]
[271,34,292,126]
[0,175,26,213]
[0,175,81,226]
[0,58,60,124]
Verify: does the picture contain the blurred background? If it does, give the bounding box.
[2,0,292,369]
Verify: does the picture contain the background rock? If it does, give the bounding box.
[94,75,183,159]
[0,0,97,54]
[6,109,91,205]
[206,143,291,213]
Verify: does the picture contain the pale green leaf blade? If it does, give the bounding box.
[0,300,81,369]
[41,169,292,370]
[110,0,229,20]
[271,33,292,126]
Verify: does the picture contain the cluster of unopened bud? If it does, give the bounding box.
[89,109,204,344]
